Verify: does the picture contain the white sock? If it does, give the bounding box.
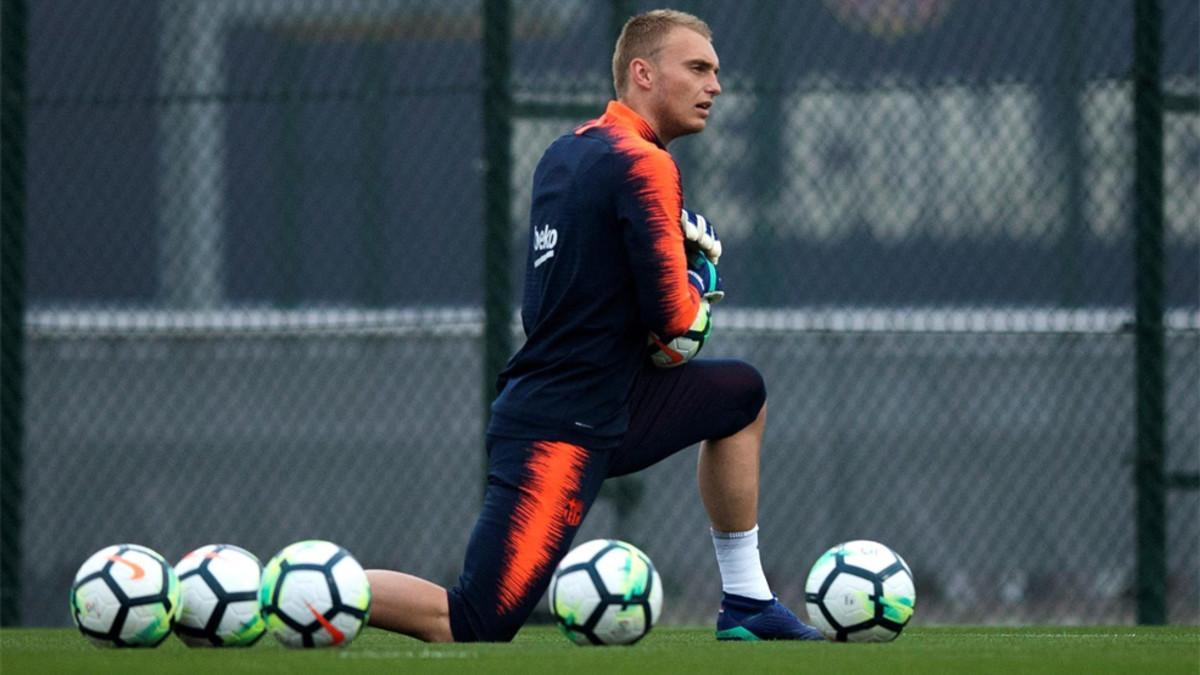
[711,525,773,601]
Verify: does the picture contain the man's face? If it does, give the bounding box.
[647,27,721,143]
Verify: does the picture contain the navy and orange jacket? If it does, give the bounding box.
[488,101,701,448]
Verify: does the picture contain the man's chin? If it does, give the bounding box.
[679,119,708,137]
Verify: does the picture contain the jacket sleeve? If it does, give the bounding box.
[614,146,701,339]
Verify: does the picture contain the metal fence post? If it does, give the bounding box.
[0,0,28,628]
[1133,0,1166,626]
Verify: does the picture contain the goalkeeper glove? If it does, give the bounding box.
[681,208,722,265]
[687,250,724,304]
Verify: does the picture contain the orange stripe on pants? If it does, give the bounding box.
[495,440,588,614]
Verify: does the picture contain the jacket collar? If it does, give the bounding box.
[602,100,665,149]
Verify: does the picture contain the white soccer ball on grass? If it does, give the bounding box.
[804,539,916,642]
[70,543,180,647]
[174,543,266,647]
[548,538,663,645]
[259,539,371,648]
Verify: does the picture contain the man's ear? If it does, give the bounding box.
[629,57,654,91]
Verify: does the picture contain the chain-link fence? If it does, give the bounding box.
[2,0,1197,628]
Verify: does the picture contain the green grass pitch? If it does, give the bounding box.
[2,625,1197,674]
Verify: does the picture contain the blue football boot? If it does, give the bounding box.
[715,593,825,641]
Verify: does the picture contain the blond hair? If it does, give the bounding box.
[612,9,712,95]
